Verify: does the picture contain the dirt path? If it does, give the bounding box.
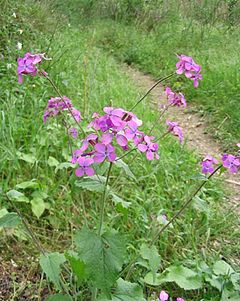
[123,65,240,213]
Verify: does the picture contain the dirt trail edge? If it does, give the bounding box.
[123,65,239,214]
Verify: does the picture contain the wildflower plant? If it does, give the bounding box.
[9,52,240,300]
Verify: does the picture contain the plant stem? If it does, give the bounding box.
[43,72,85,135]
[129,72,175,112]
[150,165,222,246]
[148,104,172,135]
[98,162,113,236]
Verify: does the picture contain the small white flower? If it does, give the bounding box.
[7,63,12,69]
[18,29,23,34]
[16,42,22,50]
[12,12,17,18]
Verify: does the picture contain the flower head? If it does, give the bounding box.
[165,87,187,107]
[222,154,240,174]
[166,121,184,144]
[17,52,46,84]
[176,54,202,88]
[75,157,95,177]
[201,155,218,174]
[93,143,116,163]
[159,290,169,301]
[137,135,160,160]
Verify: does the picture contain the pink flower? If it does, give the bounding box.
[75,157,95,177]
[166,121,184,144]
[138,135,160,160]
[69,127,78,139]
[103,107,125,127]
[165,87,187,107]
[159,291,169,301]
[17,52,45,84]
[222,154,240,174]
[201,155,218,174]
[176,298,185,301]
[93,143,116,163]
[176,54,202,88]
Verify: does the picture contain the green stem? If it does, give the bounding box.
[98,162,113,236]
[150,164,222,246]
[129,72,175,112]
[43,72,85,135]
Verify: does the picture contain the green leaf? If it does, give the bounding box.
[55,162,75,173]
[75,175,107,192]
[0,212,21,228]
[48,156,60,167]
[112,278,146,301]
[65,251,86,284]
[192,196,209,213]
[140,244,161,280]
[17,152,36,163]
[6,189,29,203]
[31,198,46,219]
[45,294,72,301]
[115,159,136,180]
[40,252,66,289]
[75,227,126,295]
[213,260,234,276]
[163,265,202,290]
[143,272,164,286]
[16,180,39,190]
[111,193,131,208]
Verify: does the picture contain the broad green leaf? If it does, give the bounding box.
[163,265,202,290]
[31,190,48,200]
[0,208,8,218]
[221,288,240,301]
[17,152,36,163]
[143,272,164,286]
[31,198,46,219]
[45,294,72,301]
[65,251,86,284]
[0,212,21,228]
[6,189,29,203]
[192,196,209,213]
[112,278,146,301]
[40,252,66,289]
[16,180,39,190]
[115,159,136,180]
[55,162,75,173]
[213,260,234,276]
[140,243,161,280]
[75,227,126,295]
[48,156,60,167]
[75,176,107,192]
[111,193,131,208]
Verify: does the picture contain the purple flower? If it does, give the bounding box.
[93,143,116,163]
[69,127,78,139]
[176,54,202,88]
[176,298,185,301]
[75,157,95,177]
[17,52,45,84]
[165,87,187,107]
[103,107,125,127]
[71,134,98,163]
[166,121,184,144]
[222,154,240,174]
[159,291,169,301]
[201,155,218,174]
[138,135,160,160]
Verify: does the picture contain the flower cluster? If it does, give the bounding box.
[17,52,47,84]
[176,54,202,88]
[201,152,240,174]
[166,121,184,144]
[165,87,187,107]
[71,107,160,177]
[43,96,81,127]
[152,290,185,301]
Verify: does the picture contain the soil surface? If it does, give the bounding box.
[123,65,240,213]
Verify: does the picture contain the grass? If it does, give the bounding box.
[0,1,239,300]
